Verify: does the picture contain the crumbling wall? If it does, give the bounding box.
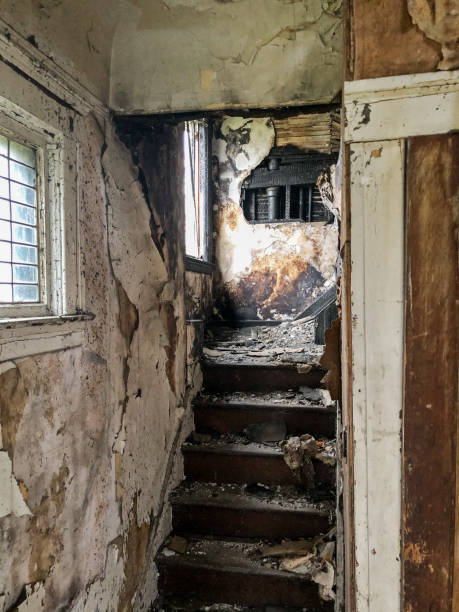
[110,0,342,113]
[213,116,338,321]
[0,62,199,612]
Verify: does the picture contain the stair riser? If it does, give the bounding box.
[159,562,332,609]
[183,450,334,487]
[172,503,331,539]
[194,403,335,438]
[203,364,325,392]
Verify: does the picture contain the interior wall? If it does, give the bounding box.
[0,41,204,612]
[213,115,338,321]
[110,0,342,114]
[0,0,124,104]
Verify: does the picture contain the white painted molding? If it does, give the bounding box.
[0,19,108,118]
[344,70,459,142]
[350,140,405,612]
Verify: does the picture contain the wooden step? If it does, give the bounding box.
[158,539,333,609]
[183,442,334,487]
[171,483,332,539]
[202,361,325,392]
[193,399,335,438]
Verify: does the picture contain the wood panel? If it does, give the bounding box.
[348,0,442,80]
[273,111,340,153]
[403,133,459,611]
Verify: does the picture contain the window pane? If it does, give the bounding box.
[13,283,38,302]
[0,135,42,305]
[0,284,12,302]
[13,264,37,283]
[0,220,10,241]
[0,241,11,261]
[10,160,36,187]
[12,223,37,245]
[0,177,9,199]
[12,244,37,264]
[0,262,12,283]
[0,199,10,221]
[0,156,8,178]
[0,135,7,156]
[12,202,36,226]
[10,182,36,206]
[9,141,36,168]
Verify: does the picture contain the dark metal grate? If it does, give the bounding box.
[241,146,337,224]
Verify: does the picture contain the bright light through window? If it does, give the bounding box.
[0,134,40,303]
[183,120,209,261]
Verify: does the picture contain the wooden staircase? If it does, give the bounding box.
[156,331,336,611]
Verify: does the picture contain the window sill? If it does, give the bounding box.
[185,256,214,275]
[0,312,94,363]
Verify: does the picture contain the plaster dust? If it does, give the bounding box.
[0,64,201,612]
[213,117,338,320]
[110,0,342,113]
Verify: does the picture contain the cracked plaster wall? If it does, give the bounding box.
[0,58,199,611]
[0,0,125,105]
[213,116,338,321]
[110,0,342,113]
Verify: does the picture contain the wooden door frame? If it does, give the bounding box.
[342,68,459,612]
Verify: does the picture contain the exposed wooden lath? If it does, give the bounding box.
[273,111,340,154]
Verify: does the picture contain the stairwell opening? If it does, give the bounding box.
[119,107,343,611]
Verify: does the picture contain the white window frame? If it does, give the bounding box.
[0,99,67,321]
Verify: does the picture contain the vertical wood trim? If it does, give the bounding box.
[341,142,356,612]
[350,139,404,612]
[403,134,459,612]
[454,383,459,611]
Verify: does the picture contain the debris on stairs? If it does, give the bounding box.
[155,321,337,610]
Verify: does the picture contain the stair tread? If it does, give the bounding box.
[194,398,334,412]
[183,441,284,457]
[159,538,314,580]
[171,482,332,515]
[203,359,323,370]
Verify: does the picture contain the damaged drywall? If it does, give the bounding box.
[0,57,203,612]
[110,0,342,113]
[213,116,339,321]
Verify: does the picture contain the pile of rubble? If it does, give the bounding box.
[202,320,323,365]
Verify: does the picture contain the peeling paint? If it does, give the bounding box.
[110,0,343,112]
[0,87,201,612]
[213,116,338,320]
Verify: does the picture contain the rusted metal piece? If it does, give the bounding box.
[403,133,459,612]
[202,362,325,392]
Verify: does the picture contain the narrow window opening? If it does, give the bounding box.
[183,119,211,269]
